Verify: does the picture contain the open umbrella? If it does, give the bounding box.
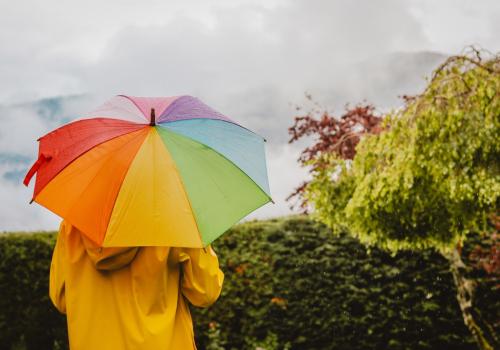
[23,95,272,247]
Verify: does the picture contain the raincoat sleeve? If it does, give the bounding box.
[176,245,224,308]
[49,221,68,314]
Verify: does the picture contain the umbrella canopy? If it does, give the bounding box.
[24,95,272,247]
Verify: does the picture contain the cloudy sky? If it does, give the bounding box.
[1,0,499,231]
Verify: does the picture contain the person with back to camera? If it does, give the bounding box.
[49,219,224,349]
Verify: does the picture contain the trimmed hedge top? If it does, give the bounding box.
[0,216,478,349]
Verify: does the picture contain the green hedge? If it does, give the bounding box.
[0,216,477,349]
[0,233,67,350]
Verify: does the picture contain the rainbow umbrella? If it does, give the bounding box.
[23,95,272,247]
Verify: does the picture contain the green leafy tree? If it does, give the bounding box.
[291,48,499,350]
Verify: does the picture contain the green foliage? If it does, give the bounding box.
[302,155,355,235]
[1,216,491,349]
[305,51,500,252]
[0,232,68,350]
[191,216,478,349]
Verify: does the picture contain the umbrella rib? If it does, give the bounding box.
[63,129,150,244]
[158,125,273,203]
[154,129,205,247]
[161,129,272,247]
[33,124,148,199]
[158,117,266,141]
[118,95,150,123]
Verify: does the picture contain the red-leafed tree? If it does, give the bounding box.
[287,94,382,212]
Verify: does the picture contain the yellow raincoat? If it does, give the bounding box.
[49,220,224,350]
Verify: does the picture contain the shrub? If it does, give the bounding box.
[0,232,67,350]
[192,216,476,349]
[0,216,482,349]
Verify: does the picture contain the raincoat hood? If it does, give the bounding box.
[81,235,139,271]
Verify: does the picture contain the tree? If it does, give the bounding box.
[289,48,499,350]
[287,95,382,213]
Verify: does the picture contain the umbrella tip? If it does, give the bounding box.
[150,108,156,126]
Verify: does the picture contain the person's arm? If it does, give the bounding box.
[176,245,224,307]
[49,221,68,314]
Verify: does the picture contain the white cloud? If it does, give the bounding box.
[409,0,500,53]
[0,177,60,232]
[0,0,499,231]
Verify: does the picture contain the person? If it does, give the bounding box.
[49,219,224,349]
